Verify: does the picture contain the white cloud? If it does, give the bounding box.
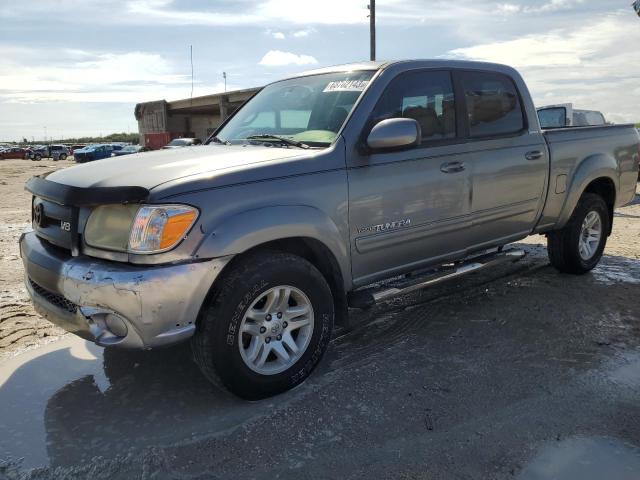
[448,14,640,123]
[292,28,315,38]
[497,0,585,15]
[123,0,369,26]
[525,0,584,13]
[258,50,318,67]
[0,48,193,103]
[272,31,286,39]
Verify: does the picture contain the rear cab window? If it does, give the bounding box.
[459,71,525,138]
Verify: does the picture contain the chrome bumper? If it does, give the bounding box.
[20,231,230,349]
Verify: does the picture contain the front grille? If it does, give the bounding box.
[29,278,78,314]
[32,197,75,252]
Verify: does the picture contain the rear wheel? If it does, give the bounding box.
[191,251,334,399]
[547,193,609,274]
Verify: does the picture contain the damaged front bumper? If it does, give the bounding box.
[20,231,230,349]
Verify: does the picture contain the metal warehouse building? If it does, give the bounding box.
[134,87,260,150]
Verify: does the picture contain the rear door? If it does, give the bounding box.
[457,70,548,251]
[348,69,471,285]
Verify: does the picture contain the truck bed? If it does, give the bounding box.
[535,123,640,232]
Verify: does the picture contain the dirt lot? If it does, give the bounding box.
[0,159,73,360]
[0,159,639,479]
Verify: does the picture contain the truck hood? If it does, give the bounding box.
[45,144,312,191]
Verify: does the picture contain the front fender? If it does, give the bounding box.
[556,153,619,229]
[195,205,350,288]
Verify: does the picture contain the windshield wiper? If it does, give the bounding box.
[211,136,231,145]
[245,134,309,149]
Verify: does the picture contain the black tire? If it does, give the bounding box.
[547,193,609,274]
[191,251,334,400]
[59,154,67,161]
[35,154,41,161]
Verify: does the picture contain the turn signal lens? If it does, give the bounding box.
[128,205,198,253]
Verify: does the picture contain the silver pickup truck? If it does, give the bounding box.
[20,60,639,399]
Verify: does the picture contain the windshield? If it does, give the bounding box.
[215,70,375,147]
[537,107,566,129]
[168,139,191,146]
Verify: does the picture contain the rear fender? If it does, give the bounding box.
[556,153,619,229]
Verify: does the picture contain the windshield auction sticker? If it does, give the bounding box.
[323,80,369,92]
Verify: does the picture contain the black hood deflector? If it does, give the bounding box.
[25,174,149,206]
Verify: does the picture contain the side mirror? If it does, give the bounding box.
[367,118,421,151]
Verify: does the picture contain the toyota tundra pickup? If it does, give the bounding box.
[20,60,640,399]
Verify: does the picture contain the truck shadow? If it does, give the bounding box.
[0,242,638,470]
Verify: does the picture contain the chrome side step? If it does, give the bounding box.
[348,249,526,308]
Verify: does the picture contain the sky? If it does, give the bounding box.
[0,0,639,141]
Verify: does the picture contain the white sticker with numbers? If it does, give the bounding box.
[323,80,369,92]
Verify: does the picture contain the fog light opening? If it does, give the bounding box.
[104,313,128,338]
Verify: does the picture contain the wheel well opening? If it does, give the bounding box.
[239,238,349,326]
[584,177,615,235]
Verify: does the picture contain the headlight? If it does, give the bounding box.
[84,204,198,254]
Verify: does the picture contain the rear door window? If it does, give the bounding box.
[460,71,524,137]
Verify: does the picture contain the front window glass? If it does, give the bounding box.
[371,70,457,143]
[216,71,375,147]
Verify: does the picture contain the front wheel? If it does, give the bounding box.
[58,153,67,161]
[191,251,334,399]
[547,193,609,274]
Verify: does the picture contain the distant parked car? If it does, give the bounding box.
[27,144,69,161]
[162,138,202,149]
[73,144,113,163]
[48,144,70,161]
[111,145,143,156]
[69,144,86,155]
[0,147,32,160]
[537,103,606,129]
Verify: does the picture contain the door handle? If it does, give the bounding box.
[440,161,465,173]
[525,150,543,161]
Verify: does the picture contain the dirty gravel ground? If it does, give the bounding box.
[0,160,72,360]
[0,159,639,479]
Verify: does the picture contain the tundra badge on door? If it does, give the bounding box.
[357,218,411,234]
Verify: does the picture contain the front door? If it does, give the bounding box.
[347,70,471,286]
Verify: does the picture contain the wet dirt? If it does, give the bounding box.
[0,160,71,361]
[0,159,639,479]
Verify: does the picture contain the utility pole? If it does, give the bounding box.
[190,45,194,100]
[223,72,227,92]
[368,0,376,61]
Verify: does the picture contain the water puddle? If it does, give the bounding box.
[592,257,640,285]
[0,336,288,469]
[518,436,640,480]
